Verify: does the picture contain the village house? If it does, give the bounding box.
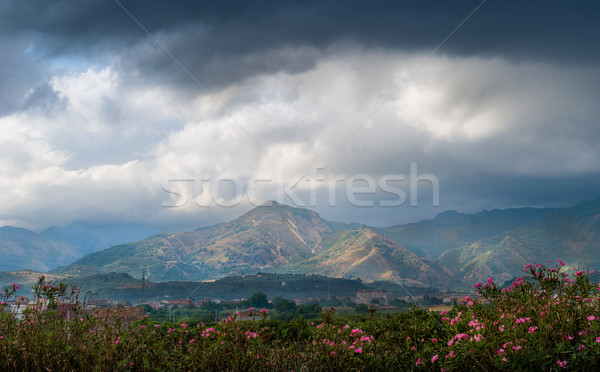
[428,304,453,313]
[234,309,270,321]
[355,290,396,305]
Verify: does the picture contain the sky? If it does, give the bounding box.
[0,0,599,232]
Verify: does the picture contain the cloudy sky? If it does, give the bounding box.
[1,0,599,232]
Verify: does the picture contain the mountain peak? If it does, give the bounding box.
[260,200,282,207]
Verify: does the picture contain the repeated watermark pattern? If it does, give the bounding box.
[162,162,439,208]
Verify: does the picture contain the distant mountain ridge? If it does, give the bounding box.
[437,198,600,283]
[377,207,555,258]
[5,198,600,289]
[57,201,455,286]
[0,222,156,272]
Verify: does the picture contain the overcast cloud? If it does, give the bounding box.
[0,0,599,232]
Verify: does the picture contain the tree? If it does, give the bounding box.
[200,301,222,311]
[247,292,270,308]
[274,298,297,313]
[354,304,369,313]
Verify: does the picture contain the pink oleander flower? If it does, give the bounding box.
[431,355,439,363]
[557,360,567,369]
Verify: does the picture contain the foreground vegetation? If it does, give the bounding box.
[2,261,600,370]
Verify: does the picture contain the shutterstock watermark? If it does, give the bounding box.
[162,162,439,208]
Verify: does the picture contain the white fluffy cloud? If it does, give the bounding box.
[1,48,599,230]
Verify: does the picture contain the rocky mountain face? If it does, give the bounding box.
[7,198,600,289]
[58,201,455,286]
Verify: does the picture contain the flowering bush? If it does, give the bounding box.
[1,262,600,370]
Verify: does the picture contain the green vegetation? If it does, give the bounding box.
[2,261,600,370]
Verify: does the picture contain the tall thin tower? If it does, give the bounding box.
[142,268,146,305]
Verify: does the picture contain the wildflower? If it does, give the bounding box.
[355,347,363,353]
[431,354,439,363]
[473,334,484,342]
[587,315,596,321]
[557,360,567,369]
[350,328,364,336]
[415,358,422,366]
[529,326,538,333]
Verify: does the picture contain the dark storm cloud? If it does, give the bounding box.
[1,0,599,232]
[0,36,49,116]
[2,1,598,91]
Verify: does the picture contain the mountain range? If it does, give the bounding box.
[2,198,600,289]
[57,201,454,286]
[0,222,156,272]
